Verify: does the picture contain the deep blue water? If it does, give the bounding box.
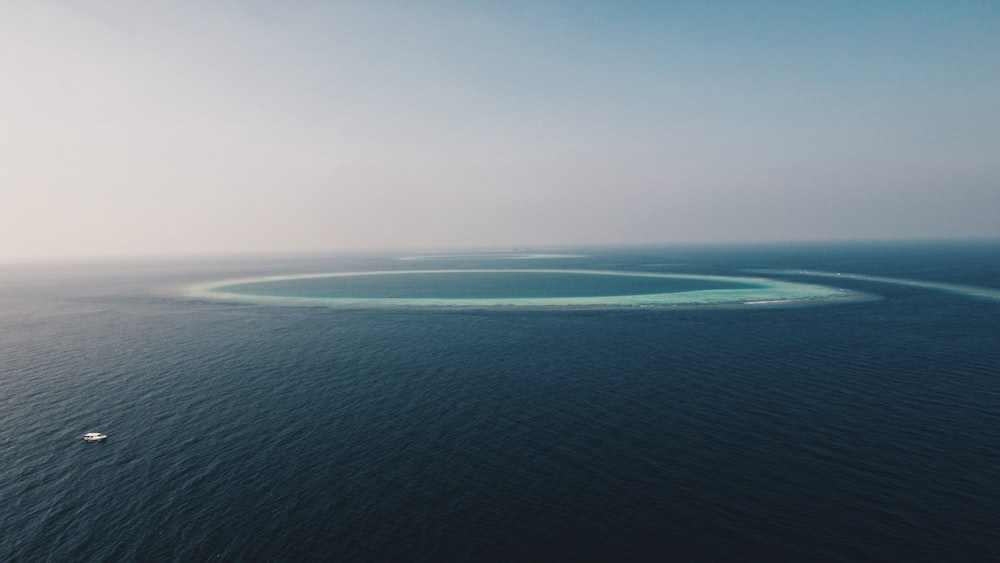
[2,241,999,561]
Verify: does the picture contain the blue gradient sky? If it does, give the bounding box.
[2,1,998,259]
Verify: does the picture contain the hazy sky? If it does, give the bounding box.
[2,1,998,259]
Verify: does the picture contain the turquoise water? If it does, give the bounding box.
[191,269,858,307]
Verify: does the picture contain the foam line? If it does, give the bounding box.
[756,270,1000,302]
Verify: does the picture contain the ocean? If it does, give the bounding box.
[2,241,998,561]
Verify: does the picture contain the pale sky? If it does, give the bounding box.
[2,1,998,260]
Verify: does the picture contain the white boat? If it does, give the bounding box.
[83,432,107,442]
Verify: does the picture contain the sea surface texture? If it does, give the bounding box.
[2,242,998,561]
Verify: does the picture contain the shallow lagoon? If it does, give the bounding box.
[189,269,858,307]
